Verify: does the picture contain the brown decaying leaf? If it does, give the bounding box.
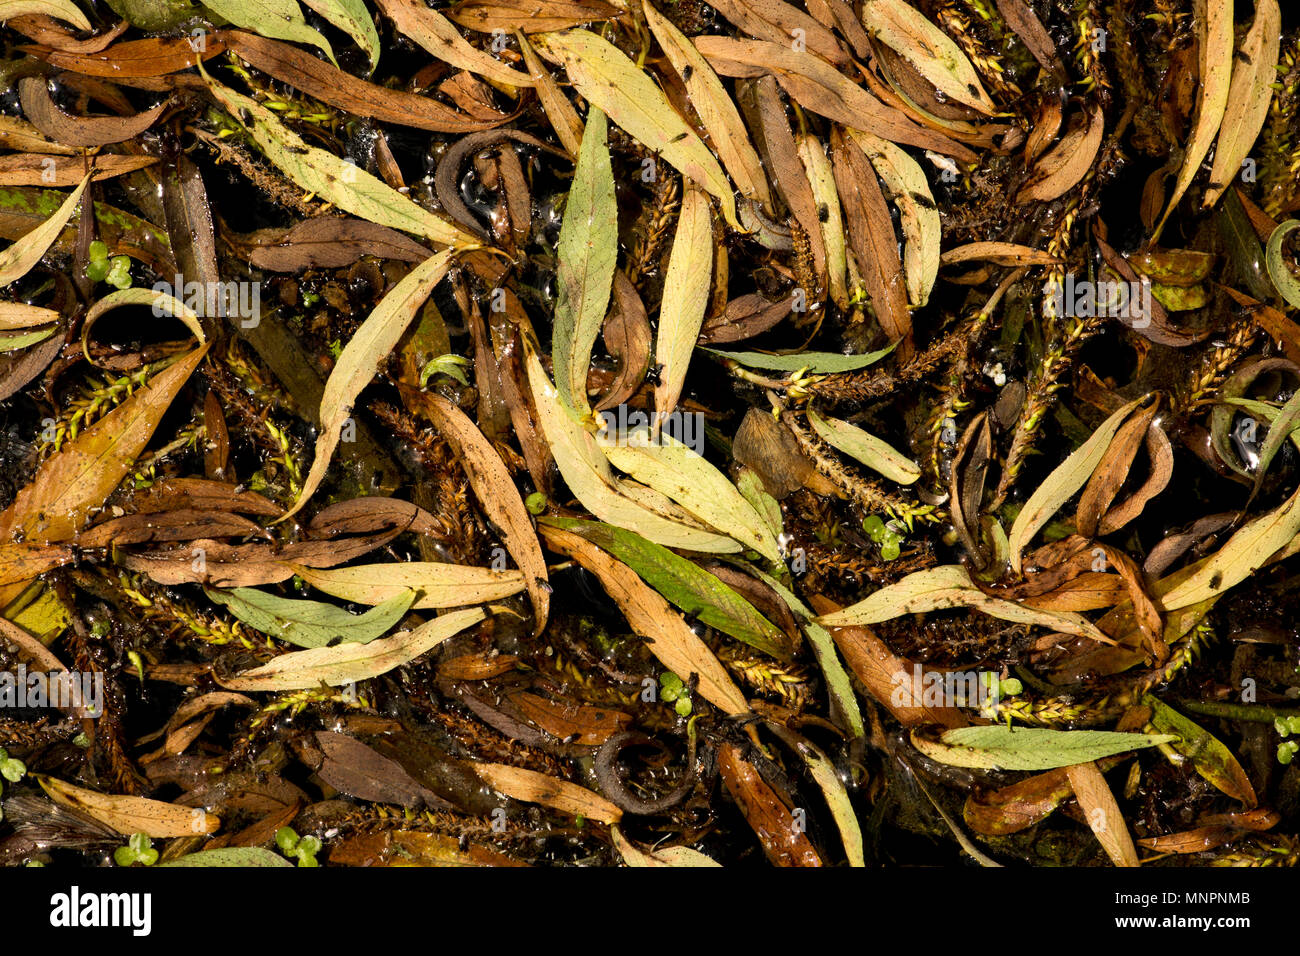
[7,14,127,53]
[595,271,651,411]
[224,31,515,133]
[507,691,631,745]
[1065,761,1139,867]
[717,741,822,867]
[448,0,623,33]
[422,391,549,635]
[700,0,847,66]
[698,293,791,344]
[732,406,840,499]
[249,217,432,271]
[0,153,157,186]
[376,0,535,89]
[1017,103,1104,204]
[18,76,169,148]
[808,593,968,729]
[993,0,1062,75]
[21,35,225,76]
[964,769,1074,836]
[831,126,910,348]
[308,731,449,809]
[474,763,622,823]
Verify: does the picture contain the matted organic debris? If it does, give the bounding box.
[1,0,1300,869]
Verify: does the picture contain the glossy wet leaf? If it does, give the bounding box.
[532,28,738,228]
[204,586,417,649]
[611,827,720,867]
[806,407,920,485]
[0,172,88,286]
[551,107,615,417]
[1265,220,1300,309]
[474,763,621,823]
[376,0,533,89]
[290,249,456,519]
[542,517,791,659]
[0,0,90,30]
[203,78,477,249]
[859,0,994,114]
[220,606,486,690]
[301,0,380,70]
[39,777,219,837]
[1065,761,1139,867]
[203,0,336,64]
[912,727,1176,772]
[1144,695,1258,806]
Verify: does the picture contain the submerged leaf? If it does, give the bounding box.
[205,586,417,649]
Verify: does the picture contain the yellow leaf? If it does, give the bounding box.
[40,776,220,837]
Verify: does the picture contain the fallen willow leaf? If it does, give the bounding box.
[655,187,713,419]
[0,153,156,187]
[551,107,615,416]
[224,32,508,134]
[294,561,525,610]
[611,827,720,867]
[84,287,205,347]
[964,768,1073,835]
[695,36,975,162]
[452,0,622,33]
[301,0,379,70]
[517,30,583,156]
[940,242,1060,267]
[0,172,88,286]
[1204,0,1280,210]
[702,0,847,66]
[524,340,741,553]
[202,0,335,64]
[1008,395,1151,573]
[376,0,533,89]
[422,391,549,632]
[0,345,207,554]
[219,606,486,691]
[1066,761,1139,867]
[815,564,1112,645]
[599,429,783,565]
[1154,0,1233,239]
[832,126,910,345]
[533,28,738,228]
[18,76,168,148]
[203,77,478,249]
[1017,103,1104,204]
[912,726,1176,772]
[0,0,90,31]
[0,302,56,329]
[0,115,78,154]
[717,741,821,866]
[845,127,939,307]
[249,217,431,271]
[475,763,621,823]
[993,0,1060,74]
[859,0,995,114]
[796,133,848,310]
[596,271,651,411]
[806,407,919,485]
[39,776,219,837]
[539,524,750,715]
[158,848,292,867]
[1160,480,1300,611]
[1144,695,1257,807]
[705,342,894,373]
[542,517,791,659]
[508,691,630,745]
[767,722,864,867]
[205,586,417,649]
[290,249,455,519]
[643,0,769,208]
[1265,220,1300,309]
[22,34,226,76]
[0,327,53,351]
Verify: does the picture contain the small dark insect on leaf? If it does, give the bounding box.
[1210,571,1224,590]
[1235,49,1252,64]
[817,203,829,223]
[910,190,937,210]
[682,65,694,81]
[669,132,688,143]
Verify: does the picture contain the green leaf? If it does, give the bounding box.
[103,0,195,29]
[532,28,738,228]
[552,107,616,417]
[806,407,920,485]
[302,0,381,71]
[913,726,1177,771]
[0,174,89,287]
[704,343,896,373]
[542,517,792,659]
[205,586,417,648]
[202,77,477,249]
[203,0,337,65]
[219,606,487,690]
[1143,695,1258,806]
[1265,220,1300,309]
[158,848,294,867]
